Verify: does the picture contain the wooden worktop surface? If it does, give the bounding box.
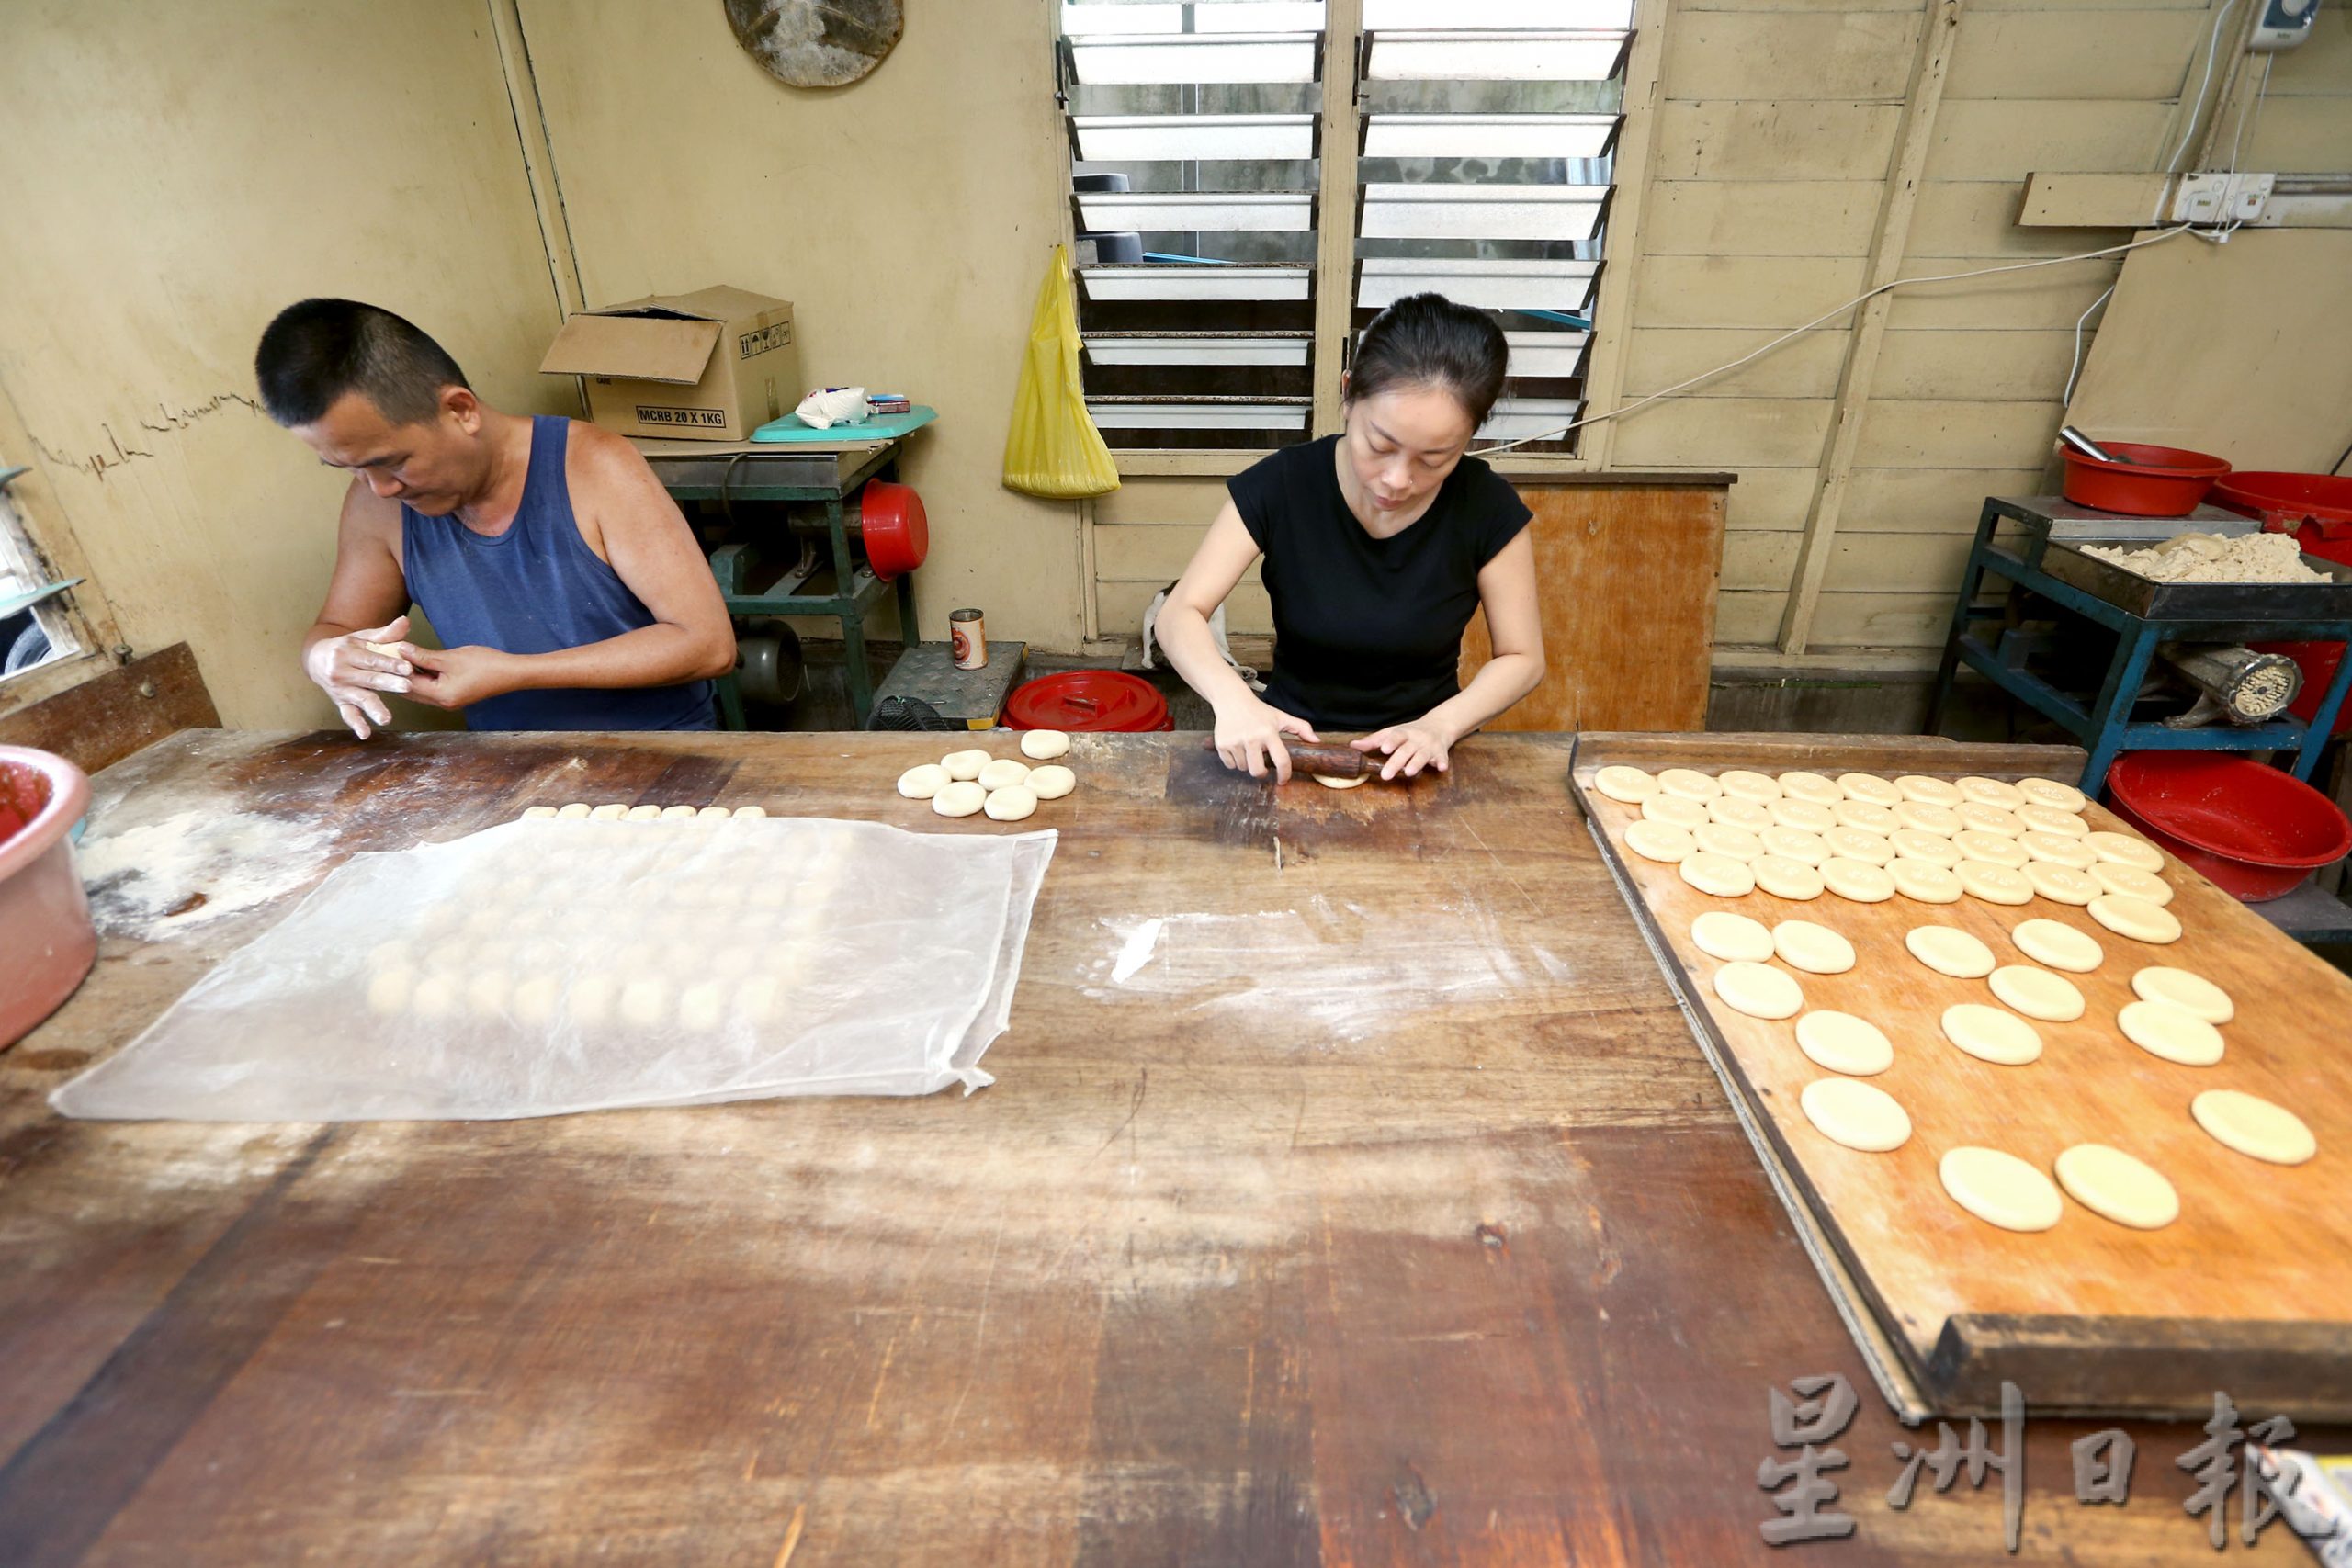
[0,728,2335,1565]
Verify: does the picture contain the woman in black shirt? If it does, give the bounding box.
[1154,294,1545,783]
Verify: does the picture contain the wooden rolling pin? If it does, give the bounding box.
[1200,735,1374,780]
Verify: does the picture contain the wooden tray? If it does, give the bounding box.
[1572,732,2352,1421]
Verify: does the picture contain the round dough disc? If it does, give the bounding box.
[1958,803,2026,838]
[1695,823,1765,863]
[932,781,986,818]
[1958,861,2033,905]
[1891,828,1962,868]
[1801,1077,1912,1151]
[1837,773,1903,807]
[2088,894,2182,945]
[1774,919,1856,974]
[2011,918,2104,973]
[1761,826,1829,866]
[1941,1002,2043,1065]
[2018,804,2090,839]
[2132,965,2233,1023]
[1657,767,1723,802]
[1767,797,1838,834]
[1028,764,1076,800]
[1955,829,2029,869]
[1314,773,1369,789]
[1989,964,2086,1022]
[2018,777,2089,814]
[978,758,1032,792]
[1706,797,1774,832]
[1795,1011,1894,1076]
[1888,858,1962,904]
[1752,854,1826,900]
[1825,826,1894,866]
[1894,800,1962,836]
[2054,1144,2180,1230]
[2024,861,2100,906]
[1907,925,1996,978]
[1712,959,1804,1019]
[1624,820,1696,863]
[1822,858,1895,903]
[984,785,1039,821]
[2118,998,2224,1066]
[1778,771,1845,807]
[1643,795,1711,830]
[1679,852,1757,897]
[1940,1147,2064,1232]
[1833,799,1899,835]
[2191,1089,2316,1166]
[2086,830,2165,872]
[1894,775,1964,807]
[1957,776,2028,810]
[1593,764,1658,805]
[898,762,950,800]
[2018,829,2096,868]
[1719,769,1783,802]
[1691,910,1775,962]
[942,749,990,782]
[2090,863,2172,905]
[1021,728,1072,761]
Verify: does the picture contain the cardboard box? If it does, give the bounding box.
[539,286,797,442]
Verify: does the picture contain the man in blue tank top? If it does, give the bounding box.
[255,299,732,736]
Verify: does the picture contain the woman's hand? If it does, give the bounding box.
[302,614,415,740]
[1351,715,1460,780]
[1213,695,1320,784]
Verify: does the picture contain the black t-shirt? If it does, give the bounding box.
[1227,435,1532,730]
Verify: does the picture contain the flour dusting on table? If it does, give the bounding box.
[74,808,334,940]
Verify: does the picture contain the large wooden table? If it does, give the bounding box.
[0,729,2336,1565]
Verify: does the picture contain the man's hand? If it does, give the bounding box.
[303,614,416,740]
[403,644,525,712]
[1351,715,1460,780]
[1212,694,1320,784]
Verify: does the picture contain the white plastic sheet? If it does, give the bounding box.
[53,817,1056,1121]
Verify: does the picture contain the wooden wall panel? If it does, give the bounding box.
[1639,181,1883,256]
[1621,328,1849,400]
[1097,580,1272,640]
[1942,11,2210,98]
[1650,103,1902,180]
[1660,12,1921,99]
[1922,100,2175,179]
[1871,329,2081,400]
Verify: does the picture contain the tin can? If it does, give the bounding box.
[949,608,987,671]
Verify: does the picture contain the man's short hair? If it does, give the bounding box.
[254,299,469,427]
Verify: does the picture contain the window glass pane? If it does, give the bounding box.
[1365,31,1629,83]
[1360,185,1604,243]
[1365,0,1633,28]
[1069,35,1321,85]
[1362,113,1615,162]
[1073,113,1317,162]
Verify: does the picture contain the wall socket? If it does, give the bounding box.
[2170,172,2277,224]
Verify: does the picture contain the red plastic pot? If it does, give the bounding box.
[855,480,928,581]
[1003,671,1172,732]
[2103,751,2352,902]
[0,744,96,1046]
[2059,442,2231,517]
[2212,470,2352,565]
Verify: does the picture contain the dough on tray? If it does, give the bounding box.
[1772,919,1855,975]
[932,781,987,818]
[2118,998,2224,1066]
[2191,1089,2316,1165]
[978,758,1032,792]
[898,763,950,800]
[2131,965,2233,1023]
[1794,1011,1894,1076]
[1679,852,1757,898]
[1989,964,2085,1023]
[2087,894,2181,944]
[1027,764,1077,800]
[1801,1077,1911,1151]
[1593,764,1657,805]
[1713,960,1804,1020]
[1940,1147,2064,1232]
[1941,1002,2043,1065]
[1625,820,1696,863]
[1021,728,1072,761]
[2054,1144,2179,1230]
[2011,918,2103,973]
[1752,854,1826,900]
[1691,910,1774,962]
[1657,767,1724,802]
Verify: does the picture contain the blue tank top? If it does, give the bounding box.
[401,416,715,731]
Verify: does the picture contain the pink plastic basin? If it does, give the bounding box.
[0,744,96,1047]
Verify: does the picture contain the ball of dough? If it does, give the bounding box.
[2011,919,2103,973]
[1958,803,2025,838]
[679,980,729,1032]
[569,974,617,1027]
[1777,771,1843,807]
[978,758,1032,792]
[1989,964,2085,1023]
[1837,773,1903,807]
[412,974,461,1021]
[618,976,670,1028]
[1955,829,2029,869]
[1887,857,1962,904]
[1027,764,1076,800]
[1021,728,1072,761]
[2024,861,2099,906]
[1957,861,2032,906]
[1821,858,1894,903]
[2018,776,2088,814]
[625,804,662,821]
[732,805,767,820]
[1893,800,1962,837]
[932,781,987,818]
[1768,798,1837,834]
[898,763,951,800]
[2117,998,2224,1065]
[2018,804,2089,840]
[2090,863,2172,905]
[659,804,698,820]
[366,966,417,1017]
[2085,830,2164,872]
[1957,776,2028,809]
[1679,851,1756,898]
[1760,826,1829,866]
[520,805,559,821]
[984,785,1039,822]
[2087,894,2181,945]
[1832,799,1897,835]
[590,803,629,820]
[556,802,594,820]
[1693,823,1764,863]
[1592,764,1657,805]
[942,749,990,782]
[1894,775,1963,807]
[1751,854,1825,901]
[513,974,560,1027]
[1824,826,1894,866]
[696,806,733,821]
[2018,829,2095,868]
[1313,773,1368,789]
[1718,769,1783,803]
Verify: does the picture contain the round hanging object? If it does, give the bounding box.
[724,0,903,88]
[1004,671,1172,733]
[857,480,928,581]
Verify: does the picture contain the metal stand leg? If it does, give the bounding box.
[2077,621,2164,794]
[895,570,919,649]
[715,670,748,731]
[2293,637,2352,781]
[1927,502,2001,738]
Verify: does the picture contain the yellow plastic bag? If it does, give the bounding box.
[1002,244,1120,500]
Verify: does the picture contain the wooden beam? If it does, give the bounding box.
[1777,0,1966,657]
[1576,0,1672,470]
[1310,0,1363,436]
[2017,172,2173,229]
[488,0,587,324]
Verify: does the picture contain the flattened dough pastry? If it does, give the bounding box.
[2018,829,2095,869]
[1822,858,1895,903]
[1833,799,1899,835]
[1824,826,1894,866]
[1752,854,1826,900]
[1712,959,1804,1020]
[1706,797,1773,832]
[2018,776,2088,814]
[1893,800,1962,836]
[2088,894,2181,944]
[2090,863,2172,905]
[2191,1089,2316,1166]
[1888,857,1962,904]
[1719,769,1783,803]
[1028,764,1076,799]
[1642,794,1710,830]
[2118,998,2224,1066]
[2085,830,2165,873]
[2018,804,2089,839]
[1690,909,1774,962]
[1989,964,2085,1022]
[1955,829,2029,869]
[2054,1144,2179,1230]
[1694,822,1765,863]
[1679,851,1757,898]
[1777,771,1844,807]
[1957,803,2025,838]
[1624,820,1695,863]
[2024,861,2099,906]
[1773,919,1855,974]
[1021,728,1071,761]
[932,781,986,818]
[1941,1002,2043,1065]
[1767,797,1837,834]
[1801,1077,1911,1152]
[1761,826,1829,866]
[1940,1147,2064,1232]
[1795,1011,1894,1076]
[2132,965,2233,1023]
[1906,925,1996,979]
[1657,767,1723,802]
[1894,775,1963,807]
[2010,918,2103,973]
[1837,773,1903,807]
[1956,776,2027,810]
[1890,828,1962,868]
[1957,861,2032,906]
[1593,764,1658,805]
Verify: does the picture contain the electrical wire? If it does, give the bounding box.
[2064,283,2116,407]
[2165,0,2244,175]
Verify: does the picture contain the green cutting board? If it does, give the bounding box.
[751,405,937,444]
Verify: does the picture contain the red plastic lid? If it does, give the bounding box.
[1003,671,1171,731]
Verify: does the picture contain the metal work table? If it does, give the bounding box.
[1928,495,2352,791]
[635,436,921,727]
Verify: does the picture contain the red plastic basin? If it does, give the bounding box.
[2060,442,2231,518]
[855,479,929,581]
[2103,751,2351,902]
[1003,671,1172,732]
[0,744,97,1047]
